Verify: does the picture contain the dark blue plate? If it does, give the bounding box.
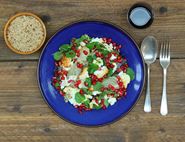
[38,21,145,126]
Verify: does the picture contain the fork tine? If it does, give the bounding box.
[168,41,170,59]
[165,41,169,59]
[163,41,166,58]
[160,42,163,59]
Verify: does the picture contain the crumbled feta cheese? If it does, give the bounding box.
[93,57,104,67]
[103,43,113,51]
[79,67,89,80]
[60,77,70,89]
[80,42,86,47]
[110,54,117,60]
[68,75,77,81]
[94,66,108,78]
[85,94,93,99]
[91,38,103,43]
[112,63,117,73]
[92,91,101,96]
[108,97,117,106]
[118,71,131,88]
[63,87,79,105]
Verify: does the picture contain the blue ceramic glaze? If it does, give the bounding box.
[38,21,145,126]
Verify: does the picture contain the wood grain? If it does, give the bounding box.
[0,60,184,141]
[0,0,185,60]
[0,0,185,142]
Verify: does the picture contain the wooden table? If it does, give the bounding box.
[0,0,184,141]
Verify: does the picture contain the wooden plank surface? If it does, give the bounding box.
[0,0,185,60]
[0,60,184,142]
[0,0,185,142]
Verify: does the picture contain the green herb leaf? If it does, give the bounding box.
[83,99,90,107]
[53,51,63,61]
[74,38,80,46]
[126,67,135,80]
[98,93,106,100]
[104,99,109,107]
[86,42,97,50]
[93,82,103,91]
[103,90,115,95]
[98,48,109,56]
[75,92,85,103]
[79,35,91,42]
[92,54,97,59]
[87,55,93,63]
[88,64,99,74]
[81,88,88,93]
[65,50,76,58]
[54,82,60,88]
[93,104,102,110]
[85,78,92,87]
[107,68,113,77]
[59,44,71,52]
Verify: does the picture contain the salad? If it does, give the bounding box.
[52,35,135,112]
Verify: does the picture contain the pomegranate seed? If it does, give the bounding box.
[112,52,117,56]
[68,80,73,83]
[79,89,84,95]
[91,74,98,81]
[117,58,122,63]
[95,52,101,57]
[118,82,123,87]
[121,65,126,70]
[83,50,88,55]
[59,91,65,96]
[117,45,122,49]
[74,80,81,87]
[71,46,75,50]
[83,39,89,44]
[108,84,115,90]
[100,54,104,58]
[52,78,57,83]
[106,38,112,44]
[116,76,121,81]
[60,76,65,80]
[102,105,106,109]
[112,42,117,47]
[55,62,59,67]
[84,82,88,86]
[101,87,106,91]
[56,86,60,91]
[102,37,106,42]
[77,62,83,68]
[92,81,96,85]
[116,68,122,72]
[124,64,128,68]
[98,78,103,82]
[106,62,110,67]
[61,70,68,76]
[105,58,110,63]
[109,64,114,68]
[54,71,59,77]
[111,93,114,97]
[95,99,99,104]
[107,53,112,58]
[76,52,80,57]
[115,89,119,93]
[73,58,77,63]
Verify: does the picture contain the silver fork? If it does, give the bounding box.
[159,41,170,116]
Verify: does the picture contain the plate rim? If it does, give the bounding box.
[37,19,146,127]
